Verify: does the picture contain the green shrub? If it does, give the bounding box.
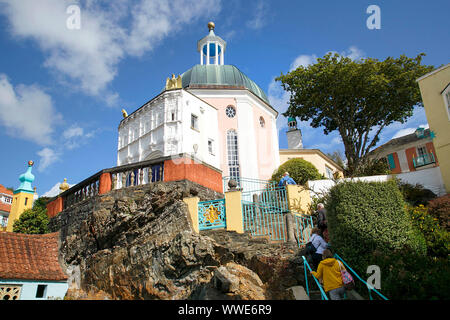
[408,205,450,257]
[427,194,450,231]
[271,158,323,186]
[396,181,436,206]
[370,248,450,300]
[12,207,50,234]
[326,180,426,273]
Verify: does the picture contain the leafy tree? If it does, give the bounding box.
[352,157,391,177]
[271,158,323,186]
[277,53,434,176]
[12,198,50,234]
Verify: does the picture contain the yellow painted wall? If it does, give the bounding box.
[279,150,344,178]
[418,65,450,193]
[6,192,34,232]
[286,184,312,214]
[224,191,244,233]
[183,197,200,233]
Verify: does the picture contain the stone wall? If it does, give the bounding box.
[49,180,305,300]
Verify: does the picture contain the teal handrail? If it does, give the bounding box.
[334,253,389,301]
[302,256,328,300]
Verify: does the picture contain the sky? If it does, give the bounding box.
[0,0,448,197]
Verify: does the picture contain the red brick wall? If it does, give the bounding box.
[164,158,223,193]
[405,147,417,172]
[46,197,63,218]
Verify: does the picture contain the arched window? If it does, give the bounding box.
[259,116,265,128]
[227,129,240,180]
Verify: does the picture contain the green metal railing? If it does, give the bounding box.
[334,253,389,301]
[242,200,286,242]
[302,256,328,300]
[222,176,276,194]
[412,153,436,168]
[294,213,314,247]
[198,199,226,231]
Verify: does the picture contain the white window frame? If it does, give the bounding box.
[191,114,199,131]
[227,129,240,180]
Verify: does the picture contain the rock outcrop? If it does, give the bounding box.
[50,180,305,300]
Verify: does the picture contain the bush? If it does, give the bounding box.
[370,248,450,300]
[408,205,450,257]
[326,180,426,273]
[13,208,50,234]
[428,194,450,231]
[397,181,436,206]
[271,158,323,186]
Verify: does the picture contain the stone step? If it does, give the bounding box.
[287,286,309,300]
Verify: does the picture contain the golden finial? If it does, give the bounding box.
[208,21,215,31]
[59,178,70,193]
[28,160,34,167]
[121,109,128,118]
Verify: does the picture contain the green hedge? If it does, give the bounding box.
[326,180,426,273]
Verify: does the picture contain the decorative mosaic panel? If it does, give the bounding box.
[198,199,226,230]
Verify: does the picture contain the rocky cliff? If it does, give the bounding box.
[49,180,305,300]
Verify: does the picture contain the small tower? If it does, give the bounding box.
[286,117,303,149]
[6,161,36,232]
[198,22,227,65]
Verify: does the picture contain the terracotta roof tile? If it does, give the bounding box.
[0,232,68,281]
[0,202,11,213]
[0,184,13,196]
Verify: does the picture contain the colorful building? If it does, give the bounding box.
[6,161,37,232]
[117,22,280,183]
[279,117,344,179]
[0,232,68,300]
[369,128,439,174]
[0,185,13,231]
[417,63,450,193]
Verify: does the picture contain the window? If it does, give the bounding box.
[417,146,427,157]
[227,130,240,180]
[35,285,47,298]
[24,198,28,206]
[191,114,199,130]
[171,112,175,121]
[325,166,334,179]
[259,116,265,128]
[208,139,214,155]
[225,105,236,118]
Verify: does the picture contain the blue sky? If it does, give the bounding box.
[0,0,448,197]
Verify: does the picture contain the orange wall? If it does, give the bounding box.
[164,157,223,193]
[46,197,63,218]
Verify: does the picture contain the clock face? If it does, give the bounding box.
[226,105,236,118]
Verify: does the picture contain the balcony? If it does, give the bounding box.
[413,153,436,168]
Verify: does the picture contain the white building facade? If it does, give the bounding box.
[117,23,280,183]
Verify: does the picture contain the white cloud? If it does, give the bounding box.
[246,1,269,30]
[62,125,96,150]
[37,147,61,172]
[42,181,75,198]
[0,0,221,105]
[0,74,62,145]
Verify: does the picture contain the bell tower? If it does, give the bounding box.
[198,22,227,65]
[286,117,303,149]
[6,161,36,232]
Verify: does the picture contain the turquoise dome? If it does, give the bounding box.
[16,161,35,194]
[181,65,270,105]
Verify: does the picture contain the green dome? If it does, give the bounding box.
[181,65,270,105]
